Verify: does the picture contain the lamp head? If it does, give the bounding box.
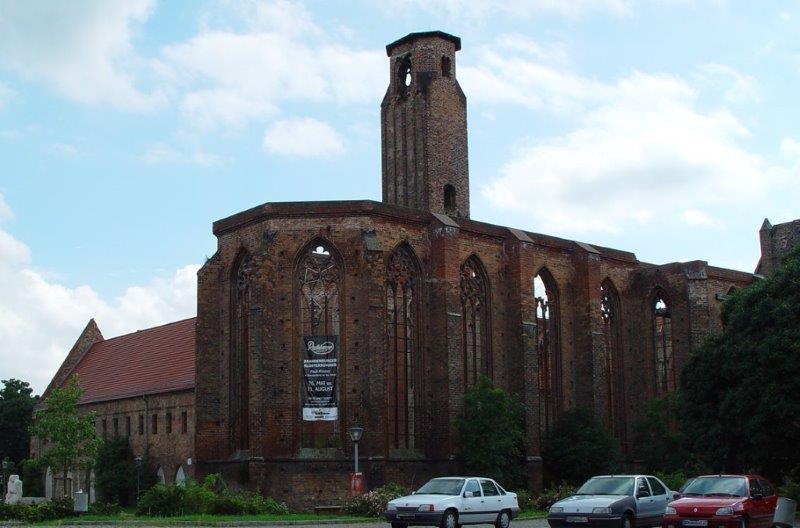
[347,426,364,442]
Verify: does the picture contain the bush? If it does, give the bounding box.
[779,478,800,503]
[543,407,620,485]
[514,489,532,511]
[20,459,44,497]
[345,483,409,517]
[0,497,74,523]
[95,436,137,505]
[655,471,689,492]
[531,483,576,511]
[135,474,289,517]
[88,502,123,515]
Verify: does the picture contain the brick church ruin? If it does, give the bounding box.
[36,31,800,508]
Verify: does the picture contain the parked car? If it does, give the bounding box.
[548,475,677,528]
[384,476,520,528]
[662,475,777,528]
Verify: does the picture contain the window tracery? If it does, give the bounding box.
[461,257,490,387]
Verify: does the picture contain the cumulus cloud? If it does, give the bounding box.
[159,1,385,129]
[696,63,761,104]
[0,195,199,393]
[389,0,634,18]
[0,0,165,110]
[480,61,788,233]
[263,117,345,157]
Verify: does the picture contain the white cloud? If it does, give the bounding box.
[681,209,722,228]
[781,137,800,160]
[160,1,385,129]
[142,142,225,166]
[482,67,787,234]
[389,0,634,18]
[696,63,760,104]
[0,0,165,111]
[263,117,345,157]
[0,195,199,393]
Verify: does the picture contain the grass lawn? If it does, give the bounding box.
[518,510,549,520]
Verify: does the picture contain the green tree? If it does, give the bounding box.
[543,407,619,485]
[0,379,37,464]
[95,436,136,505]
[29,376,100,497]
[631,393,686,473]
[455,376,526,489]
[680,247,800,482]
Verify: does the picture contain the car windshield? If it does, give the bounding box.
[681,477,747,497]
[417,479,465,496]
[576,477,634,496]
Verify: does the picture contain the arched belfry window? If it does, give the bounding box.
[386,244,420,450]
[297,240,341,446]
[230,250,252,451]
[534,269,561,440]
[601,279,624,439]
[653,290,675,395]
[461,256,490,387]
[396,55,412,95]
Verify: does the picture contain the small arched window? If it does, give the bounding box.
[396,55,412,95]
[653,291,675,395]
[444,184,457,215]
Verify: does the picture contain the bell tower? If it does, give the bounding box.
[381,31,470,218]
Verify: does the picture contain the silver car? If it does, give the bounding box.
[547,475,677,528]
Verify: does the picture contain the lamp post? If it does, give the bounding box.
[347,426,364,496]
[134,456,143,503]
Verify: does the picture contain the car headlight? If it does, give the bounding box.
[715,507,734,516]
[386,503,397,511]
[593,507,612,514]
[550,506,564,513]
[418,504,435,512]
[665,507,677,515]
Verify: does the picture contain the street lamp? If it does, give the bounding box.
[134,456,143,503]
[347,426,364,473]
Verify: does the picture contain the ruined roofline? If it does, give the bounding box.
[385,30,461,55]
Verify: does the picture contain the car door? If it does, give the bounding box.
[748,479,769,528]
[461,479,484,524]
[646,477,669,522]
[758,479,778,520]
[635,477,658,525]
[480,479,503,522]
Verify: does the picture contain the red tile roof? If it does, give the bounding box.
[66,318,196,404]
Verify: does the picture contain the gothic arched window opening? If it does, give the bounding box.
[461,256,490,387]
[601,279,625,441]
[534,269,561,441]
[653,291,675,395]
[230,250,252,451]
[386,244,420,450]
[298,241,342,447]
[444,184,456,216]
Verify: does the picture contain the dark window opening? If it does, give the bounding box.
[441,56,451,77]
[444,184,457,215]
[166,412,172,434]
[461,256,491,387]
[181,411,188,434]
[151,414,158,435]
[138,414,144,435]
[396,55,412,95]
[126,416,131,437]
[101,419,107,437]
[113,417,119,437]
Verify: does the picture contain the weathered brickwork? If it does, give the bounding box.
[758,218,800,275]
[192,32,763,509]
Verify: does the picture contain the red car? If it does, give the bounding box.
[662,475,777,528]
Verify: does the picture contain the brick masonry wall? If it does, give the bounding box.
[195,200,755,504]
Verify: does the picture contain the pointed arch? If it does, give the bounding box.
[386,242,422,450]
[230,248,252,451]
[534,266,562,441]
[601,278,625,442]
[460,255,491,387]
[155,465,165,484]
[175,465,187,487]
[652,287,675,395]
[296,237,343,447]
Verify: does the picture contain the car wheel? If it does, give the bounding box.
[495,509,512,528]
[621,513,634,528]
[441,509,458,528]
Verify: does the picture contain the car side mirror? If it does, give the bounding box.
[464,491,474,498]
[411,491,416,495]
[673,493,682,500]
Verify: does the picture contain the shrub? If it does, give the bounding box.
[136,483,186,517]
[531,483,576,511]
[514,489,532,511]
[345,483,409,517]
[543,407,620,485]
[88,502,123,515]
[95,436,136,505]
[0,497,74,523]
[655,471,689,493]
[779,478,800,503]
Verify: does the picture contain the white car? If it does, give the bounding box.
[385,476,520,528]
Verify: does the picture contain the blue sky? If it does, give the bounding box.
[1,0,798,392]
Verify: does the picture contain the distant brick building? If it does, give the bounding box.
[36,31,797,509]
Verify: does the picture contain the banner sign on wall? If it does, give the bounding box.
[302,335,339,421]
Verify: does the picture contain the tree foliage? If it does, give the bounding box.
[0,379,37,464]
[455,376,526,489]
[29,376,100,495]
[631,393,687,473]
[95,436,136,505]
[543,407,619,485]
[680,247,800,481]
